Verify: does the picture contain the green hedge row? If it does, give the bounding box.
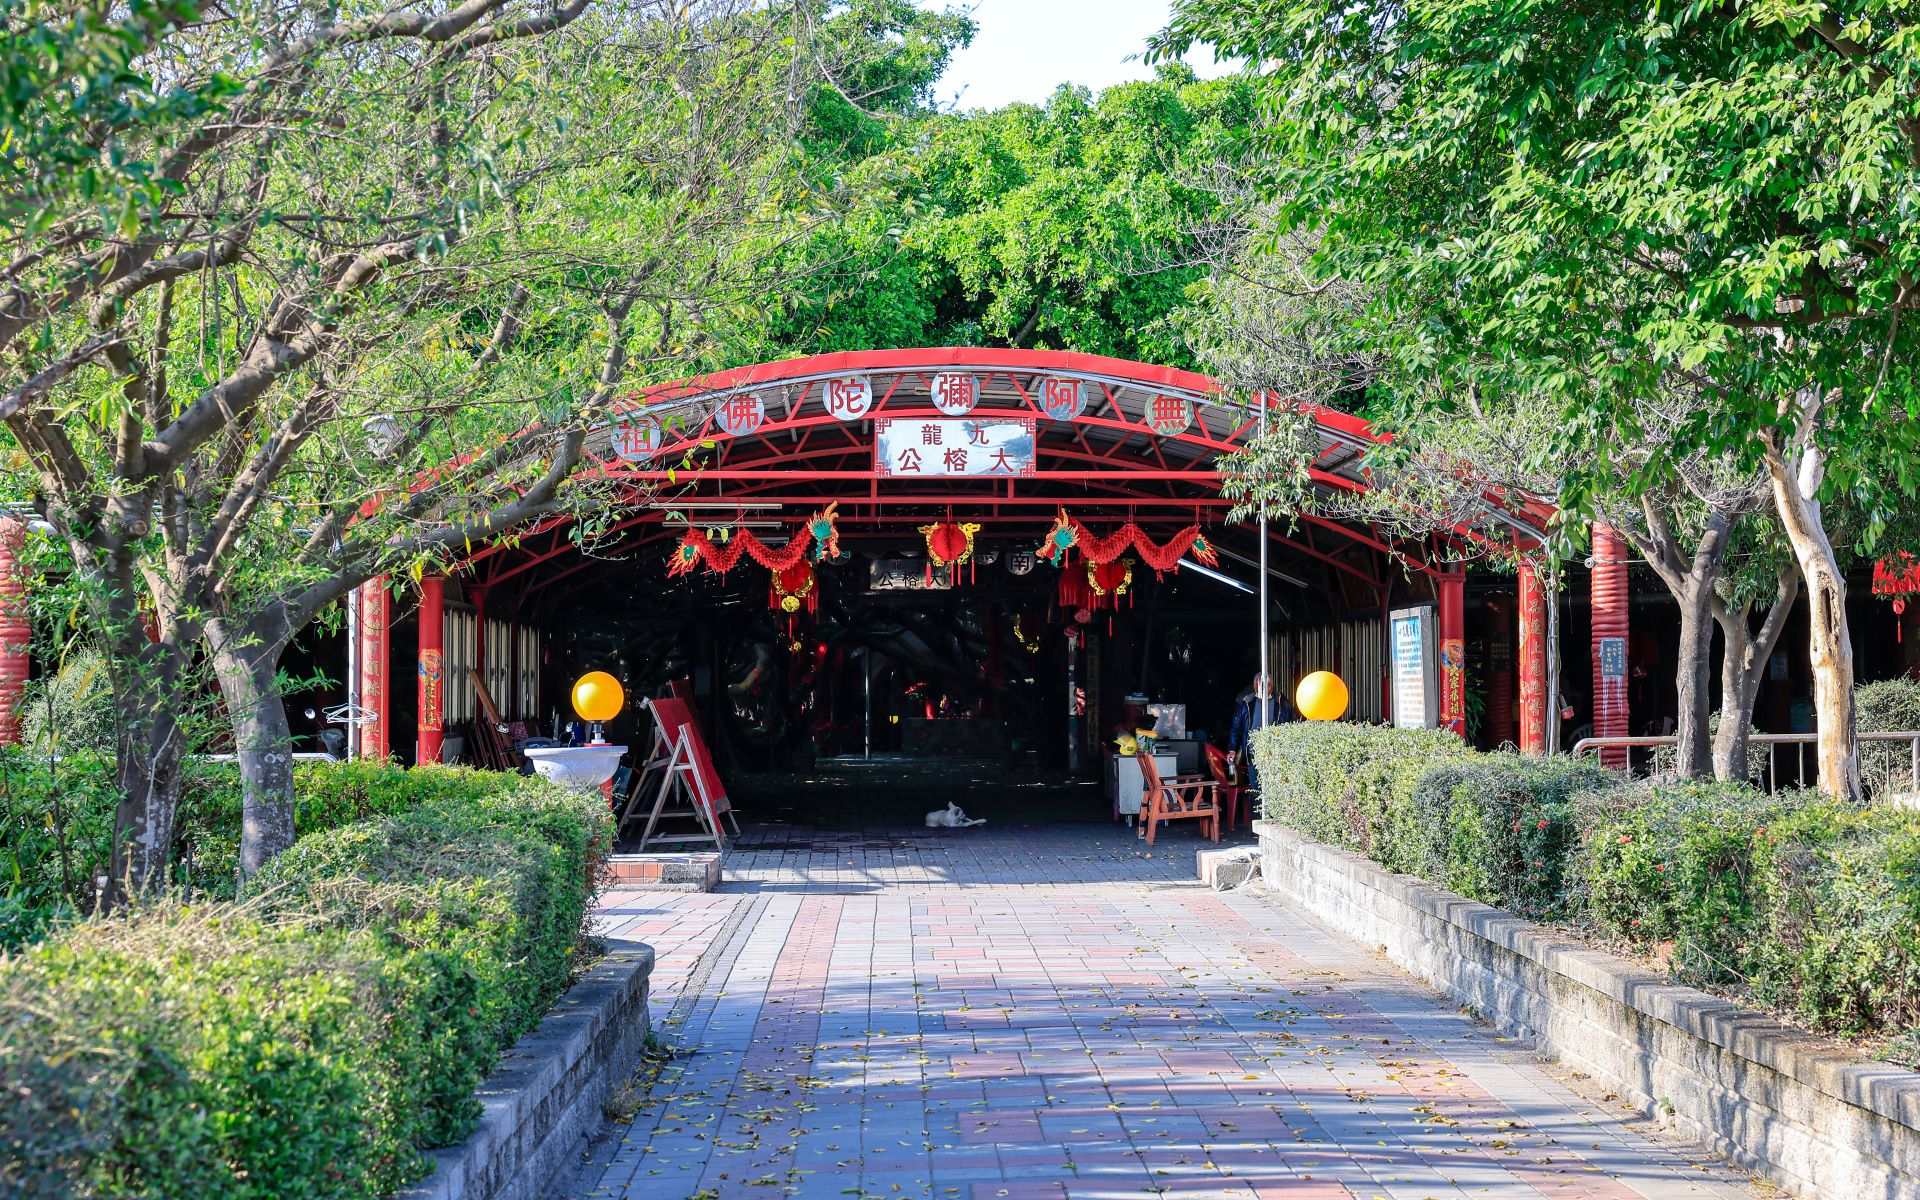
[0,775,609,1200]
[1251,721,1920,1042]
[0,754,527,950]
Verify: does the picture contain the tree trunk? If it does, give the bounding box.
[1620,502,1732,780]
[1767,434,1861,800]
[1672,583,1716,778]
[1711,566,1799,784]
[209,615,298,878]
[105,673,186,905]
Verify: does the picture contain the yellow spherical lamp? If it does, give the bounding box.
[1295,670,1350,722]
[571,672,625,743]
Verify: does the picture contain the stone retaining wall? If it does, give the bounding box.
[1255,820,1920,1200]
[396,938,655,1200]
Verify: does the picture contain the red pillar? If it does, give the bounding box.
[1518,560,1549,756]
[1591,524,1631,768]
[1437,570,1466,738]
[358,577,391,761]
[1484,593,1514,748]
[417,575,445,766]
[0,519,28,746]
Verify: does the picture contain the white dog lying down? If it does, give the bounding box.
[924,802,987,828]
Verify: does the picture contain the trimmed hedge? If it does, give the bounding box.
[0,754,528,949]
[1251,720,1470,862]
[1859,678,1920,799]
[1252,721,1920,1042]
[0,775,609,1200]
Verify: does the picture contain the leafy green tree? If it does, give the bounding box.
[0,0,926,894]
[732,67,1257,367]
[1158,0,1920,797]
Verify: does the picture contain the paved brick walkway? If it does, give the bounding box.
[573,824,1764,1200]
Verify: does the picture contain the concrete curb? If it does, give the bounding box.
[1255,821,1920,1200]
[395,938,655,1200]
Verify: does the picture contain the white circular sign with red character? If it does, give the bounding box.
[1146,395,1194,436]
[714,392,766,436]
[609,410,665,461]
[931,373,979,416]
[822,376,874,421]
[1038,377,1084,421]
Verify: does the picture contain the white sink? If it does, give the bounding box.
[522,744,627,792]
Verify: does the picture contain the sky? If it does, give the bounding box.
[928,0,1236,112]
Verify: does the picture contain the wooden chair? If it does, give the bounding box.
[1204,743,1251,832]
[1136,753,1220,847]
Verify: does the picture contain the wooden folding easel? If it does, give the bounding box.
[620,695,739,851]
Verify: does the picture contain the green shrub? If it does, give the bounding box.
[1253,719,1920,1041]
[1858,678,1920,800]
[1744,803,1920,1034]
[0,777,609,1199]
[1404,755,1618,920]
[1250,721,1470,860]
[0,754,522,948]
[1578,779,1799,983]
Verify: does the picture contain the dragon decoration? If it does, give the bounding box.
[666,502,840,623]
[1035,511,1220,576]
[667,502,840,579]
[1038,510,1222,618]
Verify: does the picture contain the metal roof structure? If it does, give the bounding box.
[460,348,1547,606]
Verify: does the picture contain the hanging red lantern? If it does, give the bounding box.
[770,560,816,614]
[922,520,980,568]
[1086,557,1135,610]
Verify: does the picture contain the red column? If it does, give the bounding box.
[358,577,391,761]
[1591,524,1631,768]
[417,575,445,766]
[0,519,28,746]
[1437,570,1467,738]
[1518,560,1549,756]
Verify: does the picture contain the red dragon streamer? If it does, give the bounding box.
[1033,514,1221,577]
[666,503,838,578]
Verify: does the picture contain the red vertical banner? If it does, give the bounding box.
[1591,524,1631,768]
[0,519,27,746]
[1517,561,1549,756]
[417,575,445,766]
[359,577,391,761]
[1437,571,1467,738]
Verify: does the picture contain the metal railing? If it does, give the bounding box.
[1571,731,1920,796]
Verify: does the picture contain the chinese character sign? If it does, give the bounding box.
[873,418,1036,477]
[715,392,766,436]
[1147,395,1193,436]
[1038,377,1084,421]
[823,376,874,421]
[931,373,978,415]
[609,411,664,462]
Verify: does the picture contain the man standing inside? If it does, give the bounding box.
[1230,673,1288,789]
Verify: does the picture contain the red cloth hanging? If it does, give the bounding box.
[1056,565,1093,610]
[1875,552,1920,598]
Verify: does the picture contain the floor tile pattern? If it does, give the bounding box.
[571,825,1763,1200]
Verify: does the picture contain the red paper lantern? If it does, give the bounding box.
[770,561,816,614]
[922,519,982,583]
[1087,557,1134,609]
